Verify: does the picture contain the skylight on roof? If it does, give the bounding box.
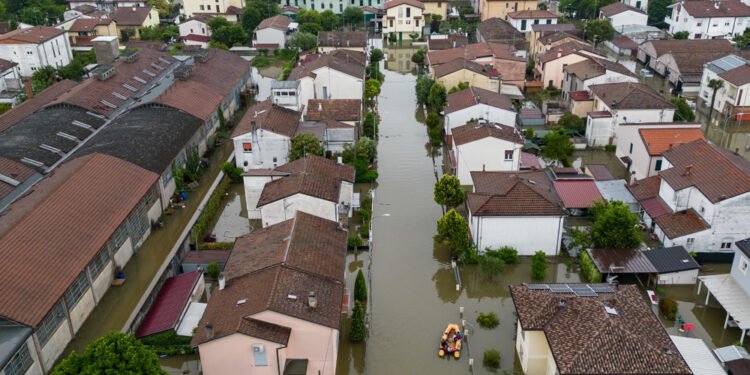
[123,83,138,92]
[112,91,127,100]
[133,76,147,84]
[71,120,92,130]
[142,68,156,77]
[151,62,165,71]
[100,99,117,109]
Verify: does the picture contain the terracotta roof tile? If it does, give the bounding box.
[640,196,671,218]
[452,122,522,146]
[288,51,366,81]
[257,155,355,206]
[305,99,361,122]
[639,128,704,155]
[428,35,468,50]
[719,64,750,86]
[0,26,65,44]
[155,79,223,120]
[600,2,645,16]
[678,0,750,18]
[445,86,514,114]
[654,209,709,239]
[318,31,367,47]
[0,154,158,327]
[610,35,637,50]
[237,318,291,344]
[477,18,525,44]
[627,175,662,200]
[233,100,301,138]
[256,15,293,30]
[590,82,675,110]
[507,10,558,18]
[69,18,113,32]
[136,270,202,338]
[112,6,155,26]
[434,57,498,78]
[553,180,603,208]
[538,42,595,64]
[384,0,424,9]
[468,170,564,215]
[645,39,734,56]
[427,42,523,66]
[509,284,692,375]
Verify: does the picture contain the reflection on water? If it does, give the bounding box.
[209,183,251,242]
[160,354,201,375]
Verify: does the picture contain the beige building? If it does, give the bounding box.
[510,284,692,375]
[531,30,587,57]
[526,23,579,55]
[535,42,601,89]
[434,57,501,92]
[383,0,424,40]
[317,31,368,53]
[421,0,448,20]
[67,18,118,49]
[479,0,537,21]
[426,42,526,88]
[183,0,245,19]
[111,6,159,40]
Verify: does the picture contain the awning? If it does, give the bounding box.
[500,84,524,99]
[699,274,750,333]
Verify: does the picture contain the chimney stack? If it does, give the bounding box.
[308,291,318,308]
[218,273,226,290]
[92,36,120,65]
[205,323,214,339]
[684,165,693,175]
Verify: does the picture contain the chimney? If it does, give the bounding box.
[218,273,226,290]
[250,120,257,132]
[714,2,719,9]
[92,36,120,65]
[684,165,693,175]
[132,6,136,11]
[205,323,214,339]
[308,291,318,308]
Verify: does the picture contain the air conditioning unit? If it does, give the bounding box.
[253,344,265,353]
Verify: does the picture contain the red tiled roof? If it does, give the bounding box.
[112,6,155,26]
[553,180,603,208]
[136,270,202,338]
[238,318,291,344]
[627,175,662,201]
[182,34,210,43]
[520,152,542,169]
[600,2,646,16]
[232,100,301,138]
[445,86,514,114]
[155,79,223,121]
[507,10,558,18]
[305,99,361,122]
[69,18,113,32]
[0,157,36,201]
[590,82,675,110]
[0,153,158,327]
[719,64,750,87]
[318,31,367,47]
[256,15,293,30]
[586,164,614,181]
[0,26,65,44]
[257,155,355,205]
[467,170,564,216]
[569,90,591,101]
[452,122,523,146]
[182,250,231,264]
[610,35,638,50]
[639,128,705,155]
[654,209,709,239]
[434,57,498,78]
[588,111,612,118]
[679,0,750,18]
[427,42,523,66]
[640,196,671,219]
[384,0,425,9]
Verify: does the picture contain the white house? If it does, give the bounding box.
[621,0,648,12]
[599,3,648,28]
[179,17,211,40]
[287,51,366,109]
[467,170,565,255]
[182,0,245,20]
[666,1,750,40]
[231,100,302,170]
[652,139,750,255]
[699,54,750,115]
[0,26,72,76]
[585,82,676,147]
[382,0,425,40]
[444,86,517,137]
[271,80,303,111]
[506,10,558,32]
[252,15,293,49]
[451,122,523,186]
[0,58,23,105]
[561,56,639,100]
[242,155,355,227]
[614,122,703,180]
[67,0,148,13]
[644,246,701,285]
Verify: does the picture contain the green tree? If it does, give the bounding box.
[297,9,322,25]
[370,48,384,64]
[148,0,176,17]
[428,83,447,111]
[671,97,696,122]
[648,0,672,28]
[289,31,318,50]
[221,161,243,183]
[208,16,232,31]
[213,24,249,47]
[426,112,440,129]
[320,10,340,31]
[342,136,378,163]
[531,251,548,280]
[437,209,470,252]
[53,332,166,375]
[206,262,221,279]
[139,25,178,42]
[363,112,377,138]
[448,81,469,94]
[590,200,641,248]
[558,113,584,133]
[483,349,500,368]
[289,133,324,160]
[416,76,435,105]
[673,31,689,39]
[31,65,56,94]
[299,22,322,34]
[342,7,364,26]
[434,174,465,206]
[733,28,750,47]
[354,269,367,303]
[541,127,574,165]
[241,0,280,33]
[411,48,426,65]
[364,78,381,100]
[583,19,614,46]
[349,301,366,342]
[707,79,724,120]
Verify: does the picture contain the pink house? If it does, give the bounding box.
[191,211,348,375]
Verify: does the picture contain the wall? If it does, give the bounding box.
[241,129,290,170]
[540,53,589,89]
[0,33,72,76]
[383,5,424,35]
[480,0,537,20]
[569,99,593,118]
[445,105,517,134]
[437,70,497,93]
[666,6,748,40]
[68,289,96,333]
[614,123,701,179]
[454,137,521,184]
[37,317,72,372]
[251,311,339,375]
[607,11,647,28]
[183,0,231,18]
[623,0,648,11]
[90,262,114,309]
[198,334,283,375]
[657,268,699,284]
[516,322,556,375]
[423,2,448,19]
[260,193,336,227]
[472,215,564,255]
[179,20,210,37]
[242,174,276,219]
[730,248,750,292]
[585,115,614,146]
[114,237,135,270]
[0,336,43,375]
[298,77,315,113]
[312,67,363,101]
[509,17,556,32]
[254,28,287,48]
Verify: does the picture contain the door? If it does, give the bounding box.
[323,86,328,99]
[636,0,641,8]
[521,19,526,30]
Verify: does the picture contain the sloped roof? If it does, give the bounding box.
[0,154,158,327]
[639,128,705,155]
[0,79,78,133]
[428,35,469,51]
[256,15,293,30]
[538,42,595,64]
[720,64,750,86]
[678,0,750,18]
[654,209,709,239]
[660,139,750,203]
[112,6,155,26]
[509,284,692,375]
[305,99,361,122]
[318,31,367,47]
[232,100,301,138]
[553,180,603,208]
[586,164,614,181]
[0,26,65,44]
[257,155,355,206]
[644,246,700,273]
[452,122,522,146]
[238,318,291,345]
[477,18,525,42]
[384,0,424,9]
[539,31,586,45]
[627,175,662,200]
[288,52,366,81]
[155,79,223,121]
[646,39,734,57]
[600,2,646,16]
[467,170,564,216]
[136,270,202,338]
[588,248,657,273]
[434,57,498,78]
[590,82,675,110]
[641,196,672,219]
[69,18,113,32]
[427,42,523,66]
[445,86,514,114]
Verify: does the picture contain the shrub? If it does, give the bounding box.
[579,251,602,282]
[497,246,519,264]
[434,174,465,206]
[426,112,440,129]
[480,255,506,276]
[460,245,481,264]
[477,312,499,329]
[221,162,243,183]
[660,296,678,320]
[531,251,548,280]
[349,301,366,342]
[279,60,293,80]
[354,269,367,303]
[348,235,364,249]
[197,242,234,250]
[251,56,272,67]
[206,262,221,279]
[192,178,230,244]
[483,349,500,368]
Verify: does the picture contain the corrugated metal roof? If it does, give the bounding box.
[136,270,202,338]
[588,248,657,274]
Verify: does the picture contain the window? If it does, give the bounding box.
[686,237,695,248]
[438,1,441,6]
[546,19,552,24]
[65,271,90,309]
[696,22,702,26]
[534,19,539,24]
[505,2,508,7]
[4,344,33,375]
[406,19,410,24]
[253,344,268,366]
[243,142,253,152]
[629,143,633,154]
[390,19,393,27]
[207,4,211,9]
[199,4,204,9]
[112,225,128,249]
[504,150,513,160]
[725,21,731,26]
[416,19,419,26]
[399,19,403,24]
[741,256,749,274]
[161,167,173,185]
[88,245,112,278]
[37,301,66,346]
[721,242,733,249]
[273,157,278,162]
[654,159,663,171]
[695,34,702,38]
[398,7,403,17]
[521,19,526,30]
[406,7,410,17]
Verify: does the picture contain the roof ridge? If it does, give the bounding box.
[264,266,283,310]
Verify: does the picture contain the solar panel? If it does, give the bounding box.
[550,285,572,293]
[713,55,747,72]
[589,284,614,293]
[570,284,592,291]
[573,290,597,297]
[527,284,549,290]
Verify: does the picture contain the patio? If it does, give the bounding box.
[698,274,750,343]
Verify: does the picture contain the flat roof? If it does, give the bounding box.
[700,274,750,330]
[670,336,726,375]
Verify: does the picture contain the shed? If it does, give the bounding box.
[644,246,700,285]
[670,336,726,375]
[553,180,603,210]
[715,345,750,364]
[517,108,545,126]
[594,180,638,213]
[181,250,231,274]
[585,164,615,181]
[587,248,657,276]
[136,270,205,338]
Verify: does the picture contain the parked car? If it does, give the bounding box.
[639,68,653,77]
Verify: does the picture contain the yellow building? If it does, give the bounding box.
[421,0,448,20]
[111,6,160,40]
[510,284,692,375]
[383,0,425,40]
[433,57,500,92]
[531,30,588,56]
[479,0,536,21]
[67,18,118,48]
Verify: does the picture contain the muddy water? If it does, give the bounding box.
[208,182,252,242]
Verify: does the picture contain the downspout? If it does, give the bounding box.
[706,17,710,37]
[555,215,563,256]
[275,344,288,375]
